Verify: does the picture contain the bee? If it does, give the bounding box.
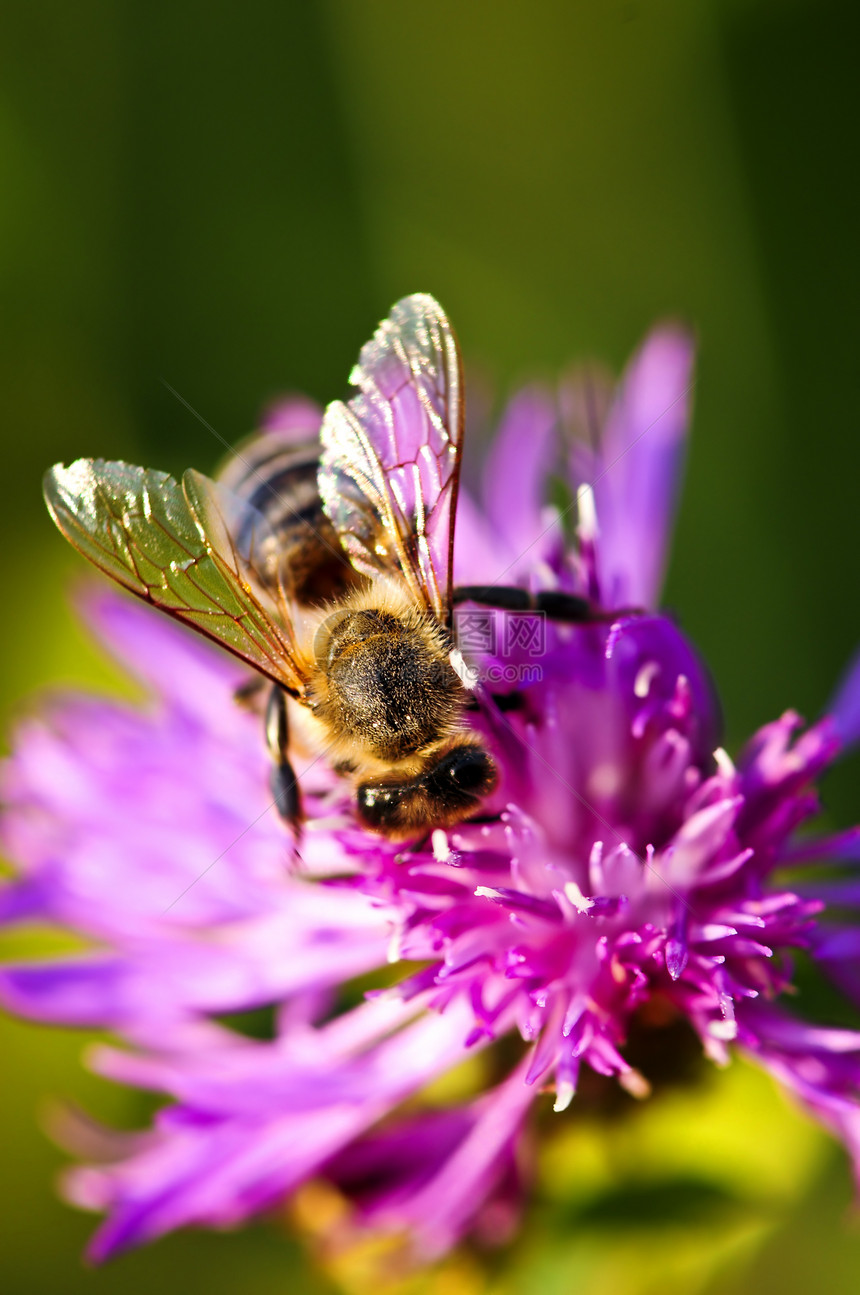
[213,409,360,611]
[44,295,619,841]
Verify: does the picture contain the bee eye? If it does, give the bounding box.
[435,747,496,793]
[355,782,398,829]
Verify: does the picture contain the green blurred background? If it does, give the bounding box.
[2,1,860,1291]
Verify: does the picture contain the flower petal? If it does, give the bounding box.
[827,647,860,750]
[588,326,695,608]
[482,386,559,581]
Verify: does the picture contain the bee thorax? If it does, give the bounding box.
[315,607,460,762]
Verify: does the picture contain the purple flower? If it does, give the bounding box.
[5,321,860,1264]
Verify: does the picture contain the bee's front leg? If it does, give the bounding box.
[451,586,643,623]
[265,685,304,834]
[233,674,267,710]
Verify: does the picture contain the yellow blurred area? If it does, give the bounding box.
[283,1059,834,1295]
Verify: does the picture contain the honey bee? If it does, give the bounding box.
[44,295,618,840]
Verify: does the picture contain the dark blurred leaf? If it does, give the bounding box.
[214,1002,280,1041]
[558,1176,750,1231]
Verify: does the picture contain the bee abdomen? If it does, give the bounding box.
[219,437,355,605]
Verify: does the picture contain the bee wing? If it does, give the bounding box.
[44,459,309,695]
[318,293,464,621]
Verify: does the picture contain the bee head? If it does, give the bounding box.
[356,741,497,836]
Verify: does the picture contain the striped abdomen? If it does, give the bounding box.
[218,434,357,606]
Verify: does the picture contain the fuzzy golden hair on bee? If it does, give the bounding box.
[300,577,471,773]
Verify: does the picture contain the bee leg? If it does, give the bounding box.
[464,691,525,713]
[535,591,643,622]
[396,831,432,861]
[234,675,267,710]
[265,685,303,833]
[451,585,643,623]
